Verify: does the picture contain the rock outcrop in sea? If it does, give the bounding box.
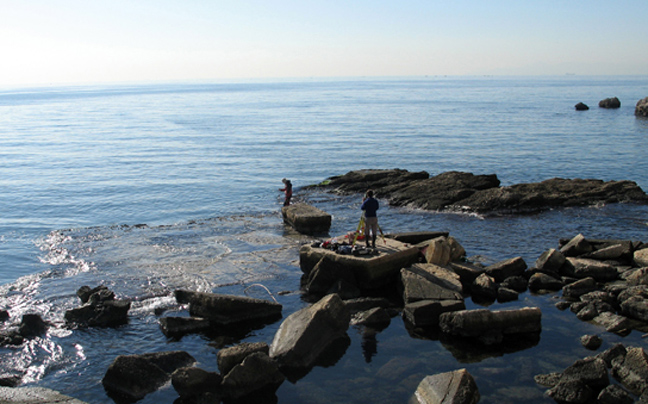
[636,97,648,117]
[313,169,648,214]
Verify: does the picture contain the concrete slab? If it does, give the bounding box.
[282,204,331,235]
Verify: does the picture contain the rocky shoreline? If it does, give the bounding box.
[310,169,648,215]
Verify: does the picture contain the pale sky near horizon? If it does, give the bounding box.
[1,0,647,87]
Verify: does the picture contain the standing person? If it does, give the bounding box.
[360,189,379,248]
[279,178,292,206]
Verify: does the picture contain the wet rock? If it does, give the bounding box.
[217,342,269,376]
[612,347,648,396]
[0,386,88,404]
[159,316,211,338]
[562,277,597,300]
[580,334,603,350]
[65,286,131,328]
[439,307,542,345]
[400,268,463,303]
[497,287,519,302]
[403,299,466,328]
[302,255,358,296]
[547,379,595,403]
[102,351,196,402]
[0,310,9,323]
[500,275,528,293]
[410,368,480,404]
[575,102,589,110]
[560,234,593,257]
[559,357,609,390]
[597,343,627,368]
[597,384,634,404]
[485,256,527,282]
[536,248,566,272]
[635,248,648,267]
[635,96,648,117]
[564,257,618,282]
[0,371,23,387]
[351,307,391,327]
[270,293,350,369]
[599,97,621,109]
[18,314,48,338]
[470,273,498,301]
[281,203,331,235]
[619,295,648,322]
[593,312,631,334]
[221,352,285,401]
[528,272,563,292]
[171,367,222,401]
[182,291,282,327]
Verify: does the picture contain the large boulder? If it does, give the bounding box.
[635,248,648,267]
[536,248,566,273]
[403,299,466,328]
[528,272,563,292]
[269,293,350,369]
[575,102,589,111]
[410,368,480,404]
[635,97,648,117]
[18,314,48,338]
[65,286,131,328]
[400,268,463,303]
[485,257,527,282]
[217,342,270,376]
[560,234,593,257]
[439,307,542,345]
[102,351,195,402]
[599,97,621,109]
[564,257,618,282]
[281,203,331,235]
[171,367,222,402]
[221,352,285,401]
[563,277,597,300]
[180,291,282,327]
[470,273,498,301]
[612,347,648,396]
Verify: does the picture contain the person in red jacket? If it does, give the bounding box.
[279,178,293,206]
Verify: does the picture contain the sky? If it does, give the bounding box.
[1,0,647,86]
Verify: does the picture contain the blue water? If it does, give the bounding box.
[1,76,648,403]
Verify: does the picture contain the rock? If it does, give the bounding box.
[575,102,589,111]
[409,263,463,293]
[403,299,466,328]
[597,384,634,404]
[410,368,480,404]
[564,257,618,282]
[619,296,648,322]
[547,379,595,403]
[635,97,648,117]
[497,287,519,302]
[344,297,392,314]
[439,307,542,345]
[584,243,632,261]
[558,357,609,391]
[183,291,282,326]
[626,267,648,286]
[64,299,131,328]
[424,237,451,266]
[597,343,627,368]
[447,237,467,262]
[76,285,114,304]
[171,367,222,401]
[485,257,527,282]
[102,351,196,401]
[448,262,484,285]
[470,273,498,301]
[269,293,350,369]
[528,272,563,292]
[536,248,566,272]
[612,347,648,396]
[18,314,48,338]
[560,234,593,257]
[599,97,621,109]
[217,342,269,376]
[500,275,528,292]
[593,312,631,334]
[534,372,562,388]
[281,203,331,235]
[159,316,211,338]
[351,307,391,327]
[0,310,8,323]
[302,255,358,296]
[221,352,285,400]
[400,268,463,303]
[562,277,597,300]
[0,371,22,387]
[635,248,648,267]
[0,386,88,404]
[580,334,603,350]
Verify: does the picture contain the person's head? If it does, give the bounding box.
[282,178,289,184]
[366,190,374,198]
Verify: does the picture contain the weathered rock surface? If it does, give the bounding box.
[315,169,647,215]
[636,97,648,117]
[178,290,282,326]
[102,351,196,401]
[403,299,466,328]
[171,367,222,402]
[0,386,88,404]
[635,248,648,267]
[217,342,270,376]
[269,293,350,369]
[64,285,131,328]
[221,351,285,400]
[439,307,542,345]
[612,347,648,396]
[158,316,211,338]
[282,203,331,235]
[599,97,620,108]
[410,368,480,404]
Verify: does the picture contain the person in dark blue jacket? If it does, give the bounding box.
[360,189,379,248]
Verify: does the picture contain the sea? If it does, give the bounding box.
[1,76,648,403]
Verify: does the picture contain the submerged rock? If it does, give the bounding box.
[179,290,282,327]
[410,368,480,404]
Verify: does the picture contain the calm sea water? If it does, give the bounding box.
[1,76,648,403]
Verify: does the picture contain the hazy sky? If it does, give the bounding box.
[1,0,647,86]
